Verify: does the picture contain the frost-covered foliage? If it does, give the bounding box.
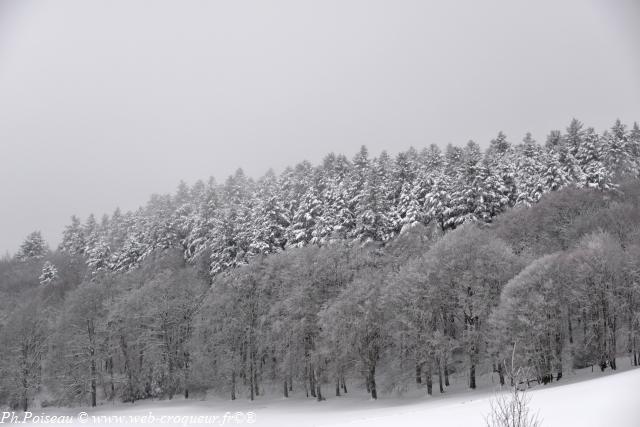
[16,231,48,261]
[2,180,640,409]
[38,261,58,286]
[53,119,640,278]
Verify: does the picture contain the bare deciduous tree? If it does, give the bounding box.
[486,343,542,427]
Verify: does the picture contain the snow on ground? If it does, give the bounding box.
[14,365,640,427]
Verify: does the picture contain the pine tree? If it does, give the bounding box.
[351,152,394,242]
[250,170,289,254]
[398,145,442,231]
[16,231,48,261]
[424,172,454,231]
[541,150,572,192]
[185,177,219,263]
[555,143,586,187]
[514,133,545,206]
[489,131,511,155]
[576,127,612,189]
[282,162,316,247]
[397,179,423,230]
[629,122,640,176]
[171,181,197,255]
[421,144,444,173]
[209,170,255,274]
[59,215,86,257]
[83,214,99,256]
[486,132,518,208]
[107,208,129,252]
[470,162,507,222]
[39,261,58,285]
[143,194,180,256]
[347,146,371,219]
[316,154,354,242]
[86,236,112,275]
[545,130,563,149]
[444,143,463,176]
[448,141,483,224]
[288,169,324,247]
[391,148,420,230]
[112,213,147,272]
[565,118,585,157]
[603,119,633,179]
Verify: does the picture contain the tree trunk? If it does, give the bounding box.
[21,371,28,412]
[341,377,347,394]
[425,364,432,396]
[119,334,134,402]
[91,359,97,407]
[444,364,450,387]
[415,363,422,385]
[437,358,444,394]
[309,365,316,398]
[304,368,309,397]
[369,365,377,400]
[107,357,115,400]
[283,379,289,398]
[231,370,236,400]
[568,311,574,344]
[21,348,29,412]
[88,319,97,407]
[469,363,476,389]
[249,358,255,401]
[335,377,340,396]
[184,350,190,399]
[315,369,323,401]
[610,315,617,370]
[497,361,505,386]
[254,365,260,397]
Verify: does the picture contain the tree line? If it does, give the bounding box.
[47,118,640,277]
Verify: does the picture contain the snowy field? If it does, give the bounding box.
[12,365,638,427]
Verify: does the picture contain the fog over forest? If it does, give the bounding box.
[1,119,639,411]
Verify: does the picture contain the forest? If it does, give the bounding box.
[0,118,639,410]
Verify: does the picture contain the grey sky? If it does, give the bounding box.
[1,0,639,255]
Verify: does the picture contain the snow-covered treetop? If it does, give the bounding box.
[52,119,638,278]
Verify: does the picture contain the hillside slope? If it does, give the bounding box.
[27,366,639,427]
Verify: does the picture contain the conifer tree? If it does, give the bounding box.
[515,133,545,206]
[603,119,633,179]
[250,170,289,254]
[59,215,86,257]
[39,261,58,286]
[16,231,48,261]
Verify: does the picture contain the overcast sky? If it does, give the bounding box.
[1,0,639,255]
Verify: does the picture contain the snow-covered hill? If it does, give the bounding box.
[18,367,639,427]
